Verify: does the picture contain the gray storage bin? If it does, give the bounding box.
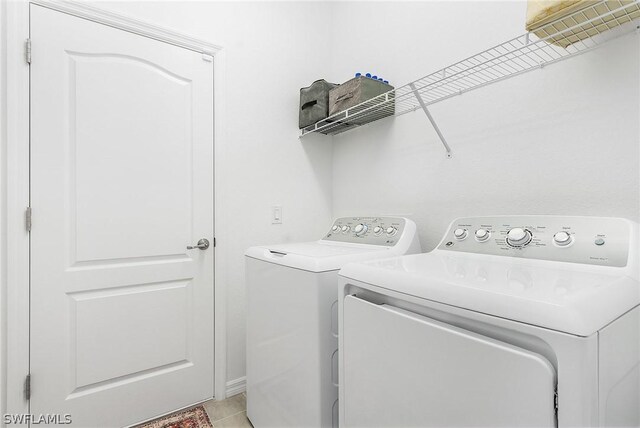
[329,77,394,125]
[299,79,338,129]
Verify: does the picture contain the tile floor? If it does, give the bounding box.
[203,393,252,427]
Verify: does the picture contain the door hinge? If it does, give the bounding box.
[24,374,31,400]
[554,388,558,414]
[213,237,216,247]
[25,39,31,64]
[25,207,32,232]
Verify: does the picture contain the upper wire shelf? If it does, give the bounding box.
[300,0,640,139]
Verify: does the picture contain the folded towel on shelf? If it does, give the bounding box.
[526,0,640,48]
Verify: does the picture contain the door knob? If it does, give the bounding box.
[187,238,210,250]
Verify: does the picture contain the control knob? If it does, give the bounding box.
[506,228,532,247]
[475,229,490,242]
[453,228,468,240]
[373,226,383,235]
[354,224,368,236]
[331,225,340,232]
[385,226,397,237]
[341,226,350,233]
[553,231,572,247]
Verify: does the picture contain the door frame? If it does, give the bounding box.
[1,0,228,421]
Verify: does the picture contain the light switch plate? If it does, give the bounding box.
[272,205,283,224]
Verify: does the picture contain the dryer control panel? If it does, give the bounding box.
[323,217,406,247]
[438,216,633,267]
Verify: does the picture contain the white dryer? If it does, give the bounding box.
[338,216,639,427]
[245,216,421,428]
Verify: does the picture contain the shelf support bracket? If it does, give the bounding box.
[409,83,452,158]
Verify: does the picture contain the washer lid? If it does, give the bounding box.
[245,241,390,272]
[339,252,640,336]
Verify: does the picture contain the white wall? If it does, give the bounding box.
[91,1,335,388]
[329,1,639,251]
[0,0,6,418]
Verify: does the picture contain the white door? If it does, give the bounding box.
[30,5,214,427]
[342,296,557,427]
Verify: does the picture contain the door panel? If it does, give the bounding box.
[30,5,214,427]
[342,295,557,427]
[69,52,193,263]
[72,281,190,388]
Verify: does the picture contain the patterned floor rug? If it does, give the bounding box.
[137,406,213,428]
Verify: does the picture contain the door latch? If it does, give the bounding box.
[187,238,210,250]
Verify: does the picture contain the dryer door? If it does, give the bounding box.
[342,296,557,427]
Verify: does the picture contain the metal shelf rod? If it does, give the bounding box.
[409,83,452,158]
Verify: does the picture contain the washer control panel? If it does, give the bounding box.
[324,217,406,246]
[438,216,632,267]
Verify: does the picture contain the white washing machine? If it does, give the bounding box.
[245,216,421,428]
[338,216,639,427]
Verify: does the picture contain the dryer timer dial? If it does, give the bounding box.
[506,228,532,247]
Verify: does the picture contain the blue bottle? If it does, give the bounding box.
[355,72,362,78]
[365,73,372,78]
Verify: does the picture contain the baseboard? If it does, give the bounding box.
[226,376,246,397]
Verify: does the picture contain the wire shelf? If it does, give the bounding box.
[300,0,640,138]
